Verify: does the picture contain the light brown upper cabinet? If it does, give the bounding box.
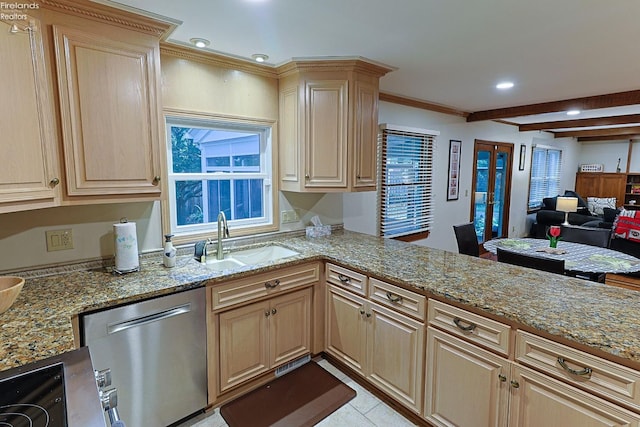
[277,59,393,192]
[0,15,60,214]
[52,21,164,198]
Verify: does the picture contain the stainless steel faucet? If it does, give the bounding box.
[216,211,229,260]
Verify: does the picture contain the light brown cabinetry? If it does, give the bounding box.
[0,15,60,213]
[207,263,319,403]
[425,299,640,427]
[218,288,311,392]
[52,20,163,198]
[325,264,425,413]
[575,172,626,206]
[509,365,640,427]
[278,59,392,192]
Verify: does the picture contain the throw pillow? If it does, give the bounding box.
[613,209,640,242]
[587,197,616,216]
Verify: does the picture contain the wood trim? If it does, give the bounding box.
[605,274,640,292]
[628,141,634,173]
[40,0,174,37]
[553,126,640,139]
[392,231,430,242]
[379,92,469,117]
[519,114,640,132]
[467,90,640,122]
[276,57,394,78]
[160,43,279,79]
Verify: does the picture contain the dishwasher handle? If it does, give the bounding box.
[107,303,192,334]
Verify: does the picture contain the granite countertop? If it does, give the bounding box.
[2,230,640,371]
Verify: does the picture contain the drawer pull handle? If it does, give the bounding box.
[498,374,507,382]
[264,279,281,289]
[338,274,351,284]
[557,357,593,378]
[385,292,403,304]
[510,380,520,389]
[453,317,477,332]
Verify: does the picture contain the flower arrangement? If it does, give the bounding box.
[547,225,561,248]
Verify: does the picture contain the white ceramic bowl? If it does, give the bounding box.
[0,276,25,315]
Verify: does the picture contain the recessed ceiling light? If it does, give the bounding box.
[496,81,514,90]
[189,38,210,48]
[251,53,269,63]
[566,110,581,116]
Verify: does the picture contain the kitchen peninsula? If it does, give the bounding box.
[2,230,640,425]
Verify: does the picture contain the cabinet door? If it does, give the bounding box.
[218,300,270,392]
[425,327,510,427]
[352,79,379,189]
[0,17,59,212]
[325,284,367,375]
[510,365,640,427]
[367,301,424,414]
[53,25,162,197]
[269,288,311,367]
[305,80,348,188]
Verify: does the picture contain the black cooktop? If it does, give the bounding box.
[0,363,67,427]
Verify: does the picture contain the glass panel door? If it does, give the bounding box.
[472,141,513,245]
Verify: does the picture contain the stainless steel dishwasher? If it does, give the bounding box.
[81,287,207,427]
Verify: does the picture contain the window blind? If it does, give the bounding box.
[528,145,563,210]
[377,124,438,238]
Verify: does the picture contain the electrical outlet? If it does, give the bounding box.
[46,229,74,251]
[281,210,300,223]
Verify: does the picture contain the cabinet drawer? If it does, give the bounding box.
[369,278,426,321]
[516,330,640,411]
[210,262,320,311]
[326,263,367,296]
[428,299,511,356]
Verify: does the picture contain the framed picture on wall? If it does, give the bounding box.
[519,144,526,171]
[447,140,461,201]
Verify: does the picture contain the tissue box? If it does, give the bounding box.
[306,225,331,238]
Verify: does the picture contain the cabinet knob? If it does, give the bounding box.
[153,176,161,184]
[50,177,60,187]
[271,308,277,315]
[510,380,520,389]
[265,311,271,317]
[305,174,310,180]
[359,307,365,315]
[498,374,507,382]
[366,312,371,318]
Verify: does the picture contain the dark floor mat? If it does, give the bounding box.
[220,361,356,427]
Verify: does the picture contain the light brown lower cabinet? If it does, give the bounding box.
[218,287,311,393]
[425,328,640,427]
[326,284,424,413]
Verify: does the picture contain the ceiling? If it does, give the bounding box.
[101,0,640,141]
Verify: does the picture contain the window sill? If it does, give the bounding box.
[392,231,430,242]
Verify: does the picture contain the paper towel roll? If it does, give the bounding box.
[114,222,139,273]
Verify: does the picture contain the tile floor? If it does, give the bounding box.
[178,358,419,427]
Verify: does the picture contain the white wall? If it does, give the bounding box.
[578,140,639,173]
[343,101,580,252]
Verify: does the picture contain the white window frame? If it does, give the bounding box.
[164,111,276,242]
[528,144,563,211]
[377,124,439,239]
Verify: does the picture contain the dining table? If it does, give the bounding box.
[483,237,640,274]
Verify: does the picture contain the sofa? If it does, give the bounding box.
[531,191,611,238]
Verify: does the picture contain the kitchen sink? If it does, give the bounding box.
[201,245,299,269]
[204,257,246,271]
[230,245,299,264]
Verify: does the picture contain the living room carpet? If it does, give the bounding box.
[220,361,356,427]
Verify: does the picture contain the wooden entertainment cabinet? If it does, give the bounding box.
[574,172,640,210]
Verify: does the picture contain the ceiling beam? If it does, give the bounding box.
[554,126,640,138]
[519,114,640,132]
[467,90,640,122]
[379,92,469,117]
[578,135,640,142]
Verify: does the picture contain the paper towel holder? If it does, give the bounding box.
[112,218,141,275]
